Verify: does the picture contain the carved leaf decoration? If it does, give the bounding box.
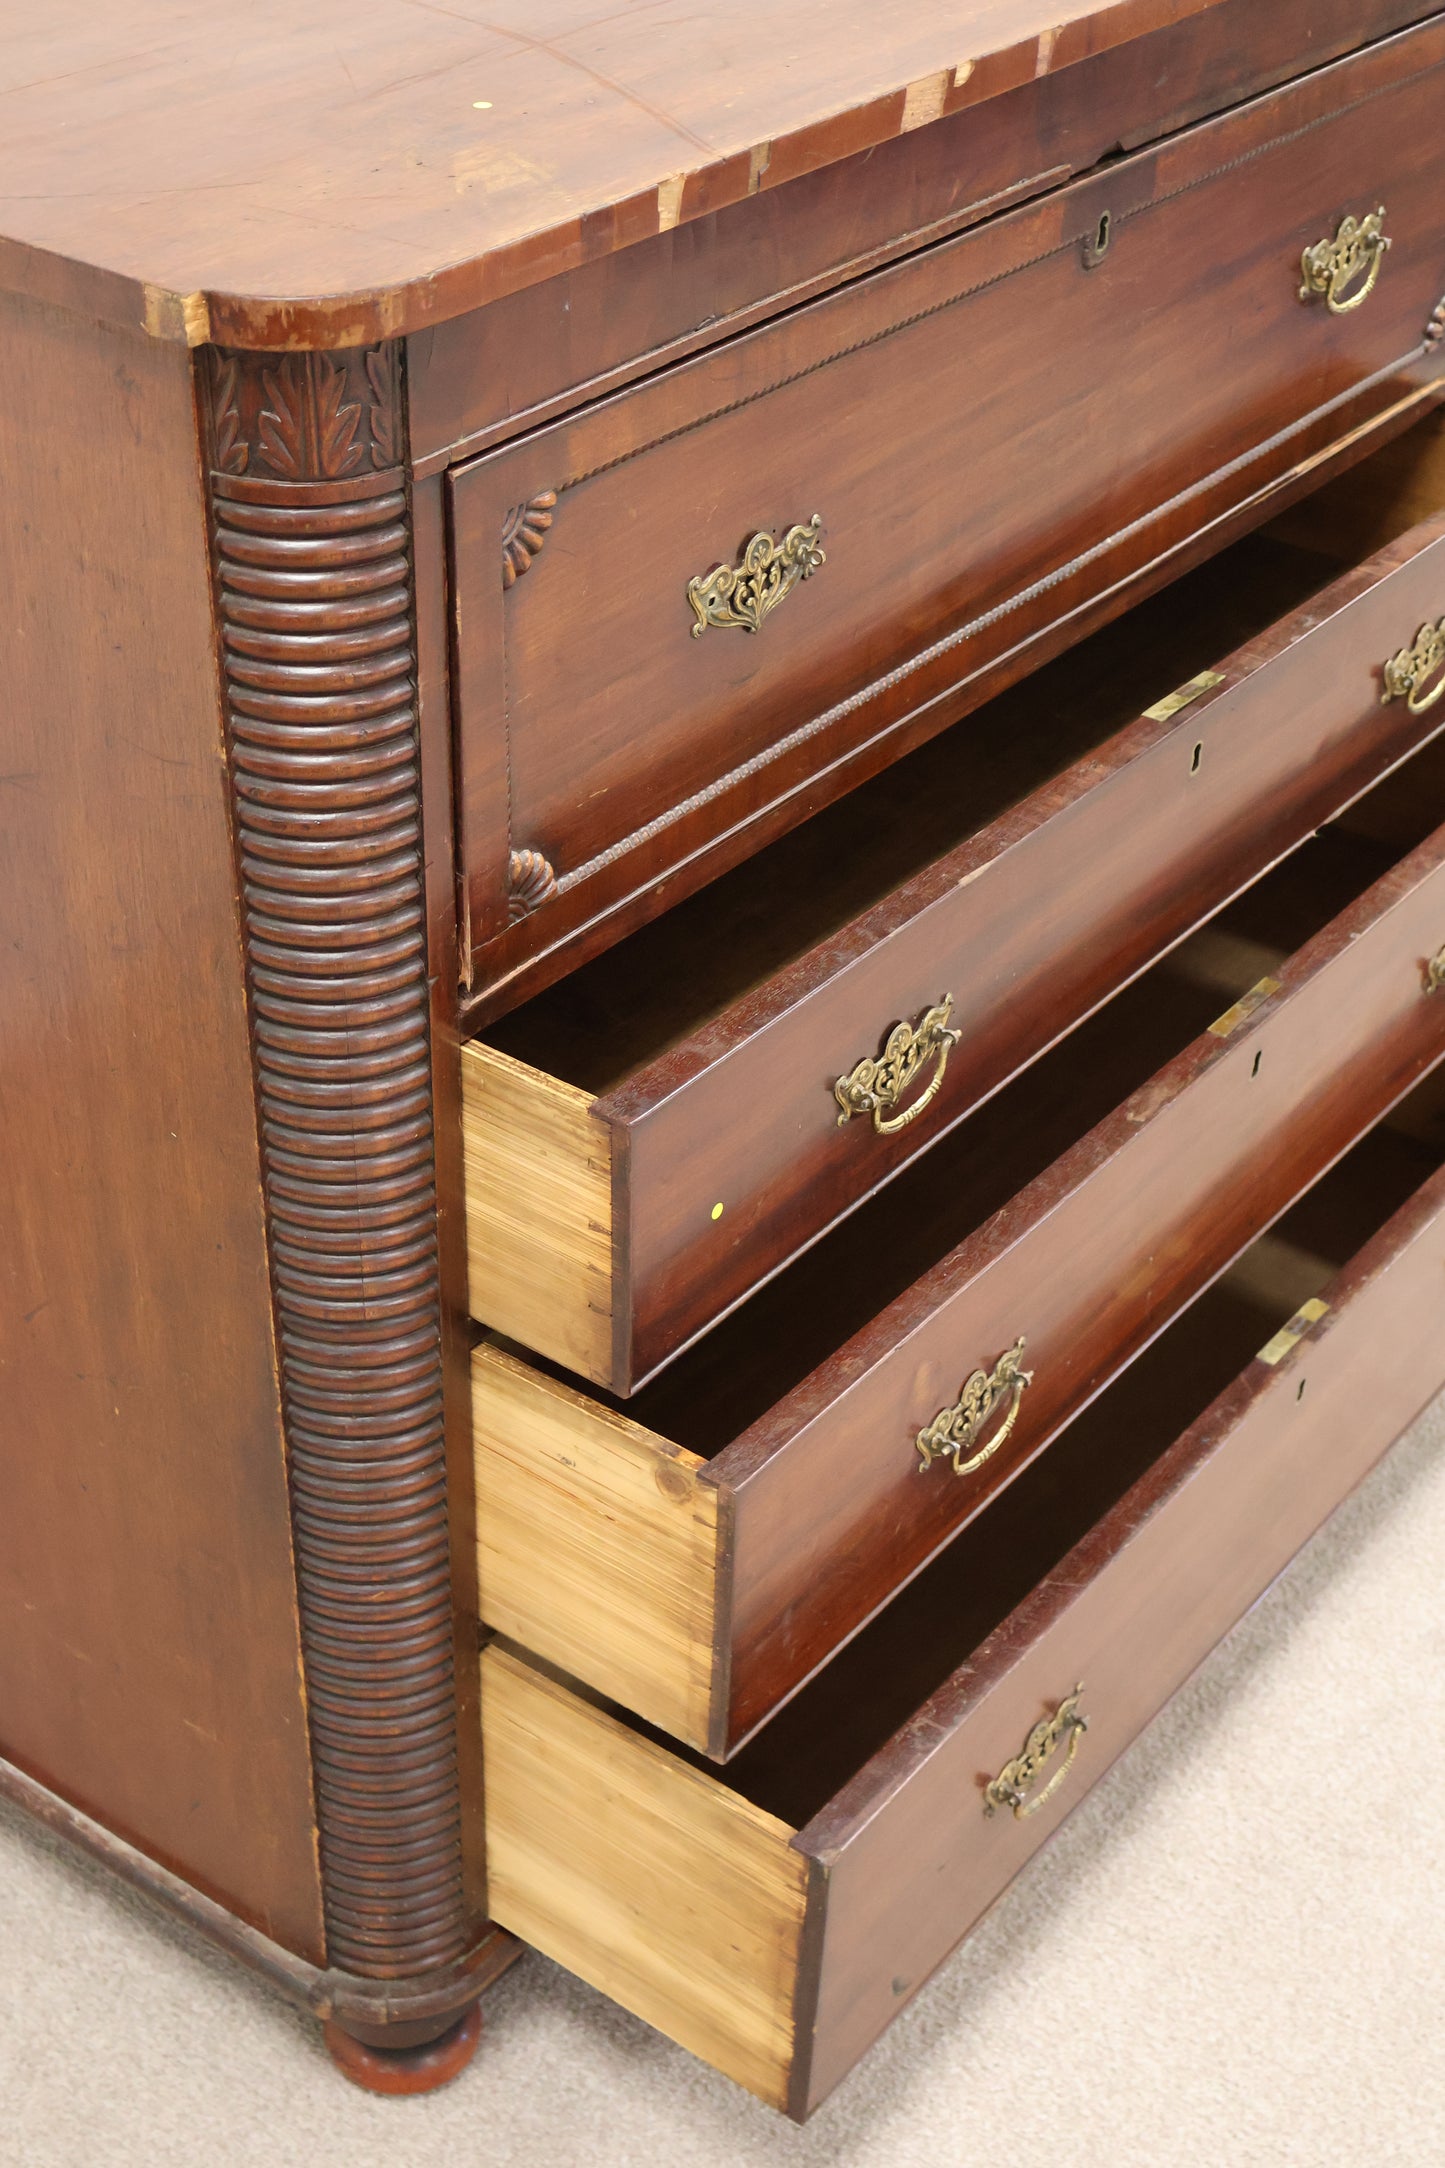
[210,353,248,475]
[366,347,399,467]
[502,492,558,587]
[257,357,307,479]
[508,848,558,920]
[314,354,365,478]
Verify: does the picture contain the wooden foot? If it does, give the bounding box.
[323,2003,483,2096]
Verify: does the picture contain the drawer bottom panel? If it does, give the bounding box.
[481,1082,1445,2117]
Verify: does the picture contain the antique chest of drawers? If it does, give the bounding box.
[3,0,1445,2115]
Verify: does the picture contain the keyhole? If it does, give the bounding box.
[1190,742,1204,775]
[1251,1049,1264,1079]
[1082,210,1113,269]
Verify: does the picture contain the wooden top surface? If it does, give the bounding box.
[0,0,1229,348]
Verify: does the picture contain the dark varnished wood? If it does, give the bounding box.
[0,1750,521,2041]
[414,470,492,1918]
[324,2006,483,2095]
[202,347,477,1989]
[484,490,1445,1392]
[8,0,1445,2104]
[460,382,1445,1025]
[489,1105,1445,2116]
[487,761,1445,1757]
[720,811,1445,1750]
[453,26,1445,1008]
[409,0,1435,469]
[784,1137,1445,2113]
[6,0,1419,351]
[0,289,324,1958]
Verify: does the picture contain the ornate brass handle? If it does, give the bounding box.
[916,1336,1034,1476]
[984,1686,1089,1820]
[834,995,961,1134]
[1299,208,1390,314]
[1427,944,1445,995]
[687,515,825,636]
[1382,616,1445,716]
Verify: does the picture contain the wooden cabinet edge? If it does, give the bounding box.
[480,1642,807,2110]
[472,1343,722,1750]
[199,339,476,2010]
[461,1040,617,1386]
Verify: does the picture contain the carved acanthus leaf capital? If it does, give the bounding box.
[205,343,404,480]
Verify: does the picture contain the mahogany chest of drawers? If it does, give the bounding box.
[3,0,1445,2114]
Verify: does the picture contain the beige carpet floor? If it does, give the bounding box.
[3,1390,1444,2168]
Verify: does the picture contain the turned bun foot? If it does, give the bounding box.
[323,2003,483,2096]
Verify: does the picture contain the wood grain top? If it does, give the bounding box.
[0,0,1235,347]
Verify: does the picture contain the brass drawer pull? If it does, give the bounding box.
[834,995,961,1134]
[687,514,825,636]
[1382,616,1445,716]
[916,1335,1033,1476]
[1299,207,1389,314]
[1427,944,1445,995]
[984,1686,1089,1820]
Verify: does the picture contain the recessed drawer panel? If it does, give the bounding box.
[482,1111,1445,2117]
[452,23,1445,1009]
[474,737,1445,1758]
[467,438,1445,1397]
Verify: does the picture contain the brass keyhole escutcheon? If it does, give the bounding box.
[1082,208,1112,268]
[984,1686,1089,1820]
[1382,616,1445,717]
[915,1336,1034,1477]
[1426,943,1445,995]
[834,995,961,1136]
[1299,207,1389,314]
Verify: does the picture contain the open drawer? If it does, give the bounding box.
[481,1085,1445,2117]
[474,728,1445,1757]
[465,417,1445,1397]
[453,19,1445,1011]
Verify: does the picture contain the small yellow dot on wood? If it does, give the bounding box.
[710,1202,724,1221]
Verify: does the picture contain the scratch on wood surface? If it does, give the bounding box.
[452,144,555,198]
[901,70,949,131]
[748,140,772,194]
[1036,25,1061,75]
[656,172,686,231]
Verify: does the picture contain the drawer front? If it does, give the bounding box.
[720,824,1445,1746]
[793,1159,1445,2113]
[408,0,1436,465]
[453,24,1445,1004]
[481,1156,1445,2118]
[613,513,1445,1389]
[474,814,1445,1757]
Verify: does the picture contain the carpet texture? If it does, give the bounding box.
[3,1389,1443,2168]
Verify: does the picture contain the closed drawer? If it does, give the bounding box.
[453,22,1445,1009]
[481,1096,1445,2117]
[474,741,1445,1758]
[467,432,1445,1397]
[407,0,1436,465]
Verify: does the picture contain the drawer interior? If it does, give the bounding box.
[572,1068,1445,1833]
[483,413,1445,1097]
[520,723,1445,1460]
